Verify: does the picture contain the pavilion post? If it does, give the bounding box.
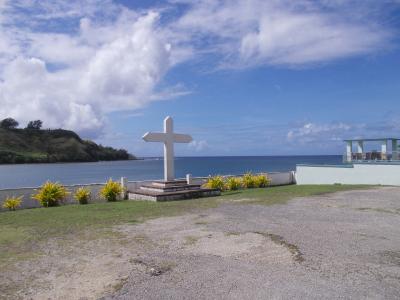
[346,141,352,162]
[381,140,388,160]
[392,139,399,161]
[356,141,363,153]
[356,141,364,160]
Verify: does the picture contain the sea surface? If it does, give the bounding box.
[0,155,342,189]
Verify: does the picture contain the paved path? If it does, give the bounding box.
[105,187,400,299]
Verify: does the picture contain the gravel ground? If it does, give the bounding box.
[103,187,400,300]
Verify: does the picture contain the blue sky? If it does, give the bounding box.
[0,1,399,156]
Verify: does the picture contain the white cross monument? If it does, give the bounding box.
[143,116,192,181]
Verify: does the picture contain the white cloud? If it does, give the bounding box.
[81,12,172,112]
[284,121,396,151]
[0,3,22,65]
[28,33,94,66]
[0,9,174,137]
[239,11,386,66]
[5,0,119,23]
[188,140,209,152]
[0,57,104,136]
[285,119,400,153]
[287,122,354,143]
[0,0,396,138]
[173,0,392,67]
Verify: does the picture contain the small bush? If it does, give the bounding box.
[74,187,91,204]
[225,177,242,191]
[32,181,69,207]
[254,174,270,188]
[242,172,257,188]
[2,196,23,211]
[100,179,123,202]
[205,175,225,191]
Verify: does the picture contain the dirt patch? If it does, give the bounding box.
[184,235,200,246]
[181,231,294,265]
[253,231,304,263]
[356,207,400,215]
[131,257,176,276]
[126,214,298,265]
[380,250,400,266]
[2,214,229,299]
[0,230,145,300]
[185,232,265,257]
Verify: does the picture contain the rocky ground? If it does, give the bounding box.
[3,187,400,299]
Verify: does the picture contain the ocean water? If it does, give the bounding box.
[0,155,342,189]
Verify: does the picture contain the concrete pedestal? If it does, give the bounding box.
[128,180,220,202]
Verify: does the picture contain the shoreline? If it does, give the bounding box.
[0,156,342,190]
[0,158,140,166]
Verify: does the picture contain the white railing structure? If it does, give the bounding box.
[343,138,399,163]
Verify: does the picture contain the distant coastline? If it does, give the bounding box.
[0,126,136,164]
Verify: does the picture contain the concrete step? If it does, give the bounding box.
[151,180,188,188]
[128,188,220,202]
[139,183,201,193]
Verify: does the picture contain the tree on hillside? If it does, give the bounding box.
[26,120,43,130]
[0,118,19,129]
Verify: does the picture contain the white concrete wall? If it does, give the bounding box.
[0,184,106,211]
[296,163,400,186]
[187,172,295,187]
[269,171,296,186]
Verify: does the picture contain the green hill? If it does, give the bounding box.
[0,128,135,164]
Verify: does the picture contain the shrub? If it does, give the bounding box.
[100,179,123,202]
[26,120,43,130]
[254,174,270,188]
[2,196,23,211]
[74,187,91,205]
[32,181,69,207]
[0,117,18,129]
[205,175,225,191]
[242,172,257,188]
[225,177,242,191]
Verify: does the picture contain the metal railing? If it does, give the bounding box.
[343,151,400,163]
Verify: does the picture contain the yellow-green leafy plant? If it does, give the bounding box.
[254,174,270,188]
[205,175,225,191]
[32,181,69,207]
[2,196,23,211]
[242,172,257,188]
[225,177,242,191]
[100,179,123,202]
[74,187,91,205]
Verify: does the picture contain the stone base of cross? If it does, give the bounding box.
[143,116,192,181]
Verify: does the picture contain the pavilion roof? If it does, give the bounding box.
[344,138,400,142]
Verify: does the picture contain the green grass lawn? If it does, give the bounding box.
[220,184,373,205]
[0,184,373,265]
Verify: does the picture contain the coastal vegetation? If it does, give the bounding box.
[225,177,242,191]
[32,181,69,207]
[0,118,135,164]
[205,175,226,190]
[74,187,91,205]
[2,196,23,211]
[100,179,124,202]
[206,173,270,191]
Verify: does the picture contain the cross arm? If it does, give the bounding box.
[142,132,167,142]
[173,133,193,143]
